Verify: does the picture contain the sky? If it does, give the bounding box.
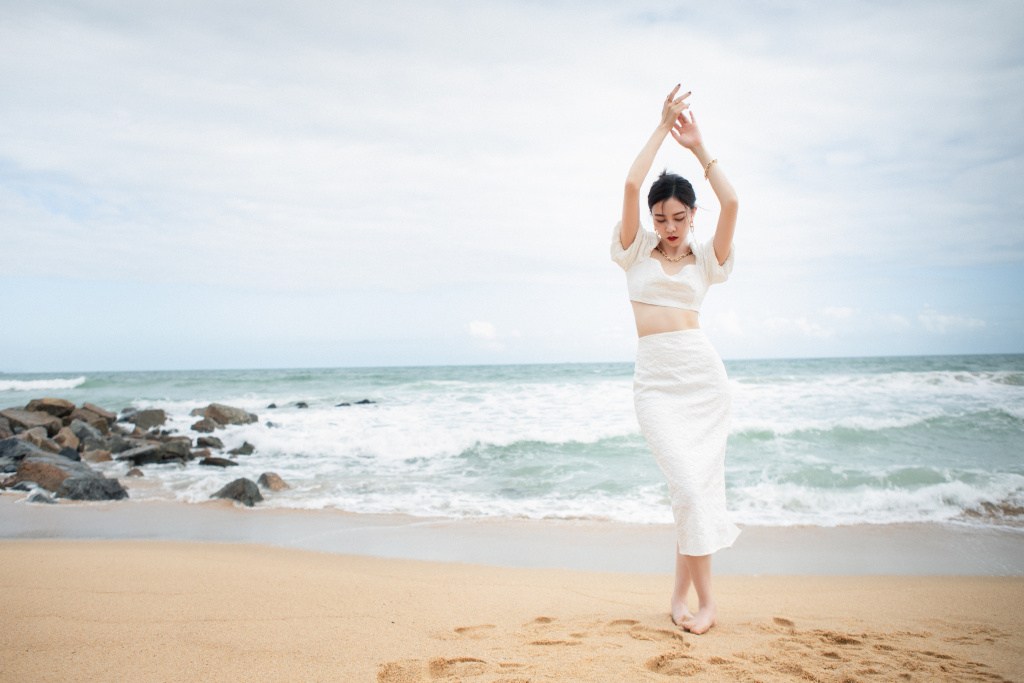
[2,0,1022,372]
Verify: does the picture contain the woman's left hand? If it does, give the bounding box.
[670,110,703,150]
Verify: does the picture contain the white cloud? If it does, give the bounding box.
[466,321,497,340]
[918,313,986,334]
[823,307,854,320]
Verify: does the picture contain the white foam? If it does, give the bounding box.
[0,376,86,392]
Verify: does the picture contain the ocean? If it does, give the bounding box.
[2,354,1022,530]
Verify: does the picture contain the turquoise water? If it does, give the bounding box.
[2,354,1022,528]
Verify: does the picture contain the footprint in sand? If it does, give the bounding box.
[453,624,496,639]
[428,657,488,678]
[645,652,705,677]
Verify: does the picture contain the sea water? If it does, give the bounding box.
[2,354,1022,529]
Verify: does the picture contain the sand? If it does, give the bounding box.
[1,540,1021,682]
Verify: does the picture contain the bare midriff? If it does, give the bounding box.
[631,301,700,337]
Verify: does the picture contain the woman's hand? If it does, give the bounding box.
[660,85,691,130]
[670,109,703,150]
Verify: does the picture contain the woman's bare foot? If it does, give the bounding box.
[680,601,717,635]
[671,596,694,626]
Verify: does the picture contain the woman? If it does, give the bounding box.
[611,85,740,635]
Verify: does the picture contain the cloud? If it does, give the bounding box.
[918,313,986,334]
[466,321,497,340]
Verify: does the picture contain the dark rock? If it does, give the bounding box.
[126,409,167,430]
[355,399,376,405]
[258,472,291,491]
[57,477,129,501]
[211,478,263,506]
[191,417,218,433]
[159,438,192,460]
[228,441,255,456]
[296,402,308,409]
[104,435,135,454]
[126,468,144,477]
[115,444,162,466]
[68,408,110,434]
[265,421,278,428]
[204,403,258,426]
[336,402,351,407]
[25,398,76,419]
[0,417,12,439]
[196,436,224,449]
[199,457,238,467]
[267,403,277,409]
[1,409,63,437]
[69,419,104,444]
[82,403,117,426]
[0,457,18,474]
[0,437,47,462]
[27,491,57,504]
[57,446,81,462]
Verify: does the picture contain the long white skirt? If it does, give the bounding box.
[633,329,741,556]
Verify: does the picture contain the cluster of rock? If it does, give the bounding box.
[0,398,289,507]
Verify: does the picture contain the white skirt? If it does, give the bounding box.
[633,329,741,556]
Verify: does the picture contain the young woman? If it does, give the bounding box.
[610,85,740,635]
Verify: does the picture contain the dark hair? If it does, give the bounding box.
[647,171,696,212]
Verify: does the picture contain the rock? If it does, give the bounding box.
[296,402,308,409]
[126,409,167,430]
[1,474,19,488]
[115,444,162,466]
[355,399,376,405]
[57,446,81,462]
[68,408,110,434]
[54,426,80,451]
[190,417,218,433]
[228,441,255,456]
[27,491,57,504]
[265,421,278,428]
[258,472,291,491]
[336,402,351,407]
[57,477,129,501]
[267,403,277,409]
[203,403,258,426]
[160,438,192,460]
[211,478,263,506]
[0,417,12,439]
[126,468,144,477]
[104,435,135,454]
[0,437,47,462]
[69,419,104,444]
[0,409,63,437]
[15,427,61,453]
[82,403,117,426]
[17,452,98,492]
[189,407,206,417]
[81,449,112,463]
[191,448,211,459]
[200,457,238,468]
[197,436,224,449]
[25,398,76,419]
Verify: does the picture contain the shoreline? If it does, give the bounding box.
[2,493,1022,575]
[1,539,1022,682]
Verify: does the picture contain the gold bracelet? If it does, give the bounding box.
[703,158,718,180]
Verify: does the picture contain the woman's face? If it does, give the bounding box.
[652,197,694,245]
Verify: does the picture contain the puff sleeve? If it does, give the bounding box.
[701,238,736,284]
[611,221,656,271]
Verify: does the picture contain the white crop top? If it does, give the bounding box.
[610,220,735,312]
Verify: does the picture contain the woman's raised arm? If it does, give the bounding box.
[620,86,691,250]
[670,110,738,265]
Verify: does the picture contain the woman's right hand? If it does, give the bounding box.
[660,85,691,129]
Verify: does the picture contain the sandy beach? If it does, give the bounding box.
[1,536,1021,682]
